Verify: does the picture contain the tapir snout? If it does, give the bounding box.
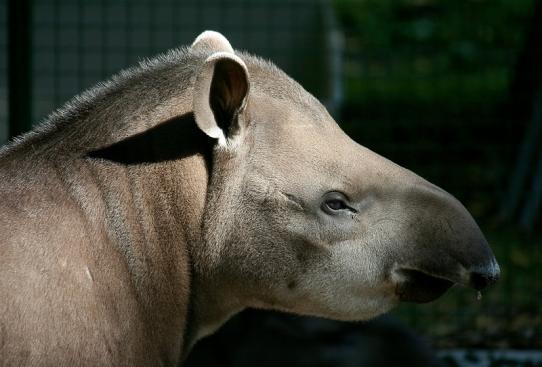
[389,181,500,303]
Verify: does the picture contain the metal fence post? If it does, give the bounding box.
[8,0,32,138]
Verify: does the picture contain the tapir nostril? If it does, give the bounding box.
[470,270,499,291]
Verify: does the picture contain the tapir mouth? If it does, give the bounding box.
[394,268,455,303]
[393,258,500,303]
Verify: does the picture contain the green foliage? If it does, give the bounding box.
[334,0,535,49]
[333,0,536,106]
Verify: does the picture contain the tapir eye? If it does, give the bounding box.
[321,192,357,215]
[326,199,347,211]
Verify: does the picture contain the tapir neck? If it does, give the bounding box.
[78,151,210,362]
[89,147,246,359]
[182,148,251,354]
[183,275,245,354]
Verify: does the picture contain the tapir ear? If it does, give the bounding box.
[191,30,235,54]
[192,52,250,145]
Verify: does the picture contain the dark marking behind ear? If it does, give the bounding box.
[87,113,213,173]
[210,58,249,137]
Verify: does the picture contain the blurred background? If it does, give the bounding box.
[1,0,541,365]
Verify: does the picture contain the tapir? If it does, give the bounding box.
[0,31,499,366]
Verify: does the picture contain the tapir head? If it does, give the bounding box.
[190,31,499,322]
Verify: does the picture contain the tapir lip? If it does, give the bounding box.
[394,268,456,303]
[393,260,500,303]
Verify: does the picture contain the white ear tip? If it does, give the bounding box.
[191,30,234,54]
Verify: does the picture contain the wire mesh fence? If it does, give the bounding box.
[9,0,334,137]
[1,0,541,354]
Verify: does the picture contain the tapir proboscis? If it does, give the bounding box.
[0,31,499,366]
